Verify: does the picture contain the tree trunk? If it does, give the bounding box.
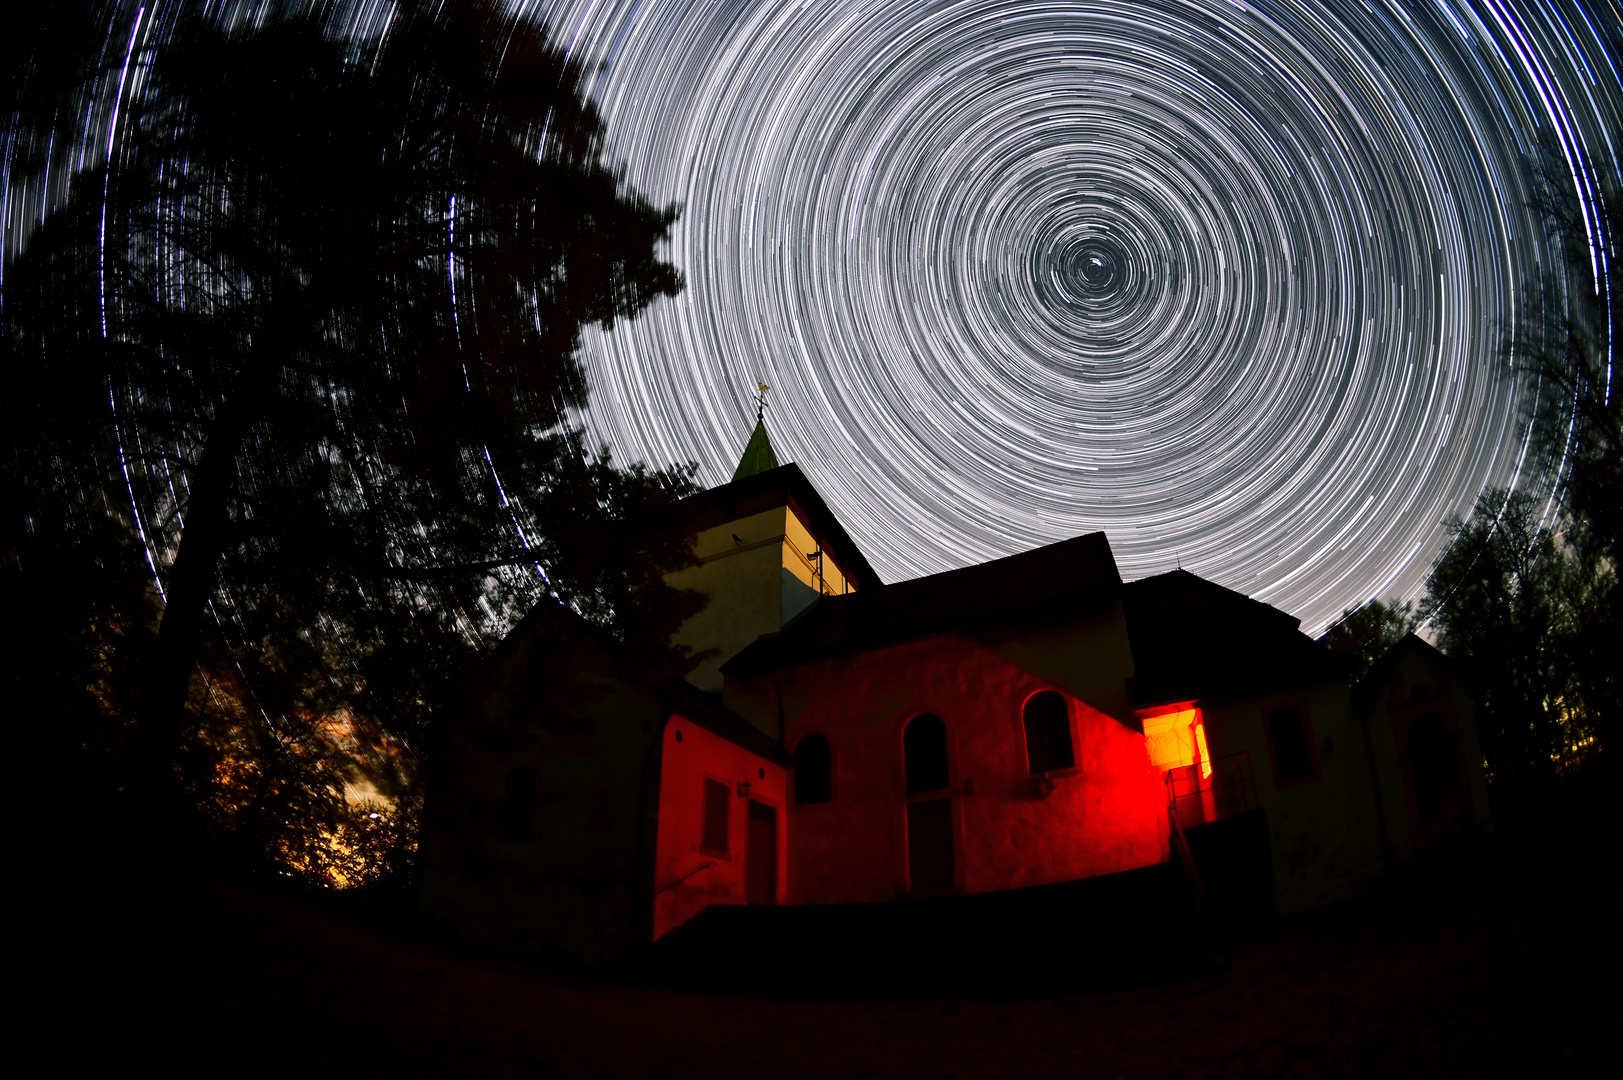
[130,414,245,839]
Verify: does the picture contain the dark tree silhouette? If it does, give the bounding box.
[1420,489,1595,791]
[1515,139,1622,766]
[2,0,701,850]
[1416,139,1619,804]
[1319,600,1417,684]
[1522,140,1623,571]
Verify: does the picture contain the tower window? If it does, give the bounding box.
[904,714,950,793]
[1023,691,1075,774]
[794,733,832,805]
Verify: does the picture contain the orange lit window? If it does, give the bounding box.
[1140,705,1203,772]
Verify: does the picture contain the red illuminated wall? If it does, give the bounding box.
[766,634,1169,905]
[652,715,787,939]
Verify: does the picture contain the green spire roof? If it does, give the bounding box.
[732,418,780,481]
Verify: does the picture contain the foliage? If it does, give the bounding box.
[1415,138,1618,807]
[0,449,159,849]
[1319,600,1417,683]
[2,0,701,884]
[1522,139,1623,577]
[1419,489,1609,788]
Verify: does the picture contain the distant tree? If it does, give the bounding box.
[1509,137,1621,770]
[0,2,120,217]
[1319,600,1417,683]
[1419,489,1605,792]
[1415,137,1620,808]
[1522,139,1623,575]
[2,0,702,856]
[1,444,159,853]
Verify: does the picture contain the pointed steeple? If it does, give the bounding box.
[732,382,780,481]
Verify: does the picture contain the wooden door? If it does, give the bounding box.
[906,798,955,894]
[746,800,776,905]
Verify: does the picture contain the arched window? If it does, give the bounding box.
[794,733,832,805]
[904,714,949,793]
[1023,691,1074,774]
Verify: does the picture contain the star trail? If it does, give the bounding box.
[539,0,1621,632]
[8,0,1621,636]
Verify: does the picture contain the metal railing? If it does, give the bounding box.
[1166,751,1256,830]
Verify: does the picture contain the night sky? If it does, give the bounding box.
[544,0,1621,633]
[13,0,1623,634]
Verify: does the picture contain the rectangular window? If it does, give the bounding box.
[702,778,730,853]
[1268,706,1314,783]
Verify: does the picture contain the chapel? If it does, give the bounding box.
[417,420,1494,966]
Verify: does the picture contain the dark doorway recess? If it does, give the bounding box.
[907,798,955,894]
[747,801,777,905]
[1408,713,1460,826]
[904,714,949,793]
[1182,808,1275,925]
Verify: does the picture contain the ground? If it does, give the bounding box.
[46,835,1619,1077]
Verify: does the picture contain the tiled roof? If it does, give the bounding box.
[722,532,1121,675]
[680,463,882,590]
[1121,569,1349,706]
[485,597,790,762]
[651,678,792,764]
[1349,633,1462,717]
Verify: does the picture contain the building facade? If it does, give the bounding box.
[418,426,1493,963]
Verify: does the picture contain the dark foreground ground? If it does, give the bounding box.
[39,834,1620,1078]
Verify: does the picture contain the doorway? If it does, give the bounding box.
[903,713,955,894]
[906,798,955,893]
[746,800,776,905]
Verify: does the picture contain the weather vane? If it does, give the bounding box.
[754,381,770,422]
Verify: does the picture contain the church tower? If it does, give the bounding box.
[666,392,878,696]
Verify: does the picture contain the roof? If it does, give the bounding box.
[722,532,1122,676]
[1350,633,1464,718]
[651,679,793,764]
[679,462,882,591]
[1121,570,1349,707]
[476,597,790,763]
[732,419,780,481]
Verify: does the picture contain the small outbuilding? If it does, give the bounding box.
[1352,633,1494,868]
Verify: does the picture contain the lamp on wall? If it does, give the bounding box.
[737,780,751,799]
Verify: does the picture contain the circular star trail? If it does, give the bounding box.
[530,0,1621,632]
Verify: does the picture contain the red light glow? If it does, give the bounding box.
[1194,721,1212,780]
